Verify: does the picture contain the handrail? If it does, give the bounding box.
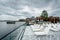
[0,23,26,40]
[17,26,26,40]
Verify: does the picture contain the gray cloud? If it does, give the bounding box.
[0,0,60,20]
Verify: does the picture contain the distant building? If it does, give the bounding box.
[31,16,35,20]
[48,16,60,23]
[19,19,26,22]
[35,16,44,24]
[25,10,60,24]
[26,18,31,25]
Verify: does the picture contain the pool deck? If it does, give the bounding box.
[22,25,60,40]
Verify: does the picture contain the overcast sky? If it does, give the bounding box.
[0,0,60,20]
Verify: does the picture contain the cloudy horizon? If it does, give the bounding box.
[0,0,60,20]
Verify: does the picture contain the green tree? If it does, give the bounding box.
[41,10,48,18]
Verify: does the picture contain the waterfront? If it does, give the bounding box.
[0,22,60,40]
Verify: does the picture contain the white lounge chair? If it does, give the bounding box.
[30,24,50,35]
[50,23,60,31]
[30,24,41,31]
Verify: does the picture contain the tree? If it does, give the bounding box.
[40,10,48,21]
[41,10,48,18]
